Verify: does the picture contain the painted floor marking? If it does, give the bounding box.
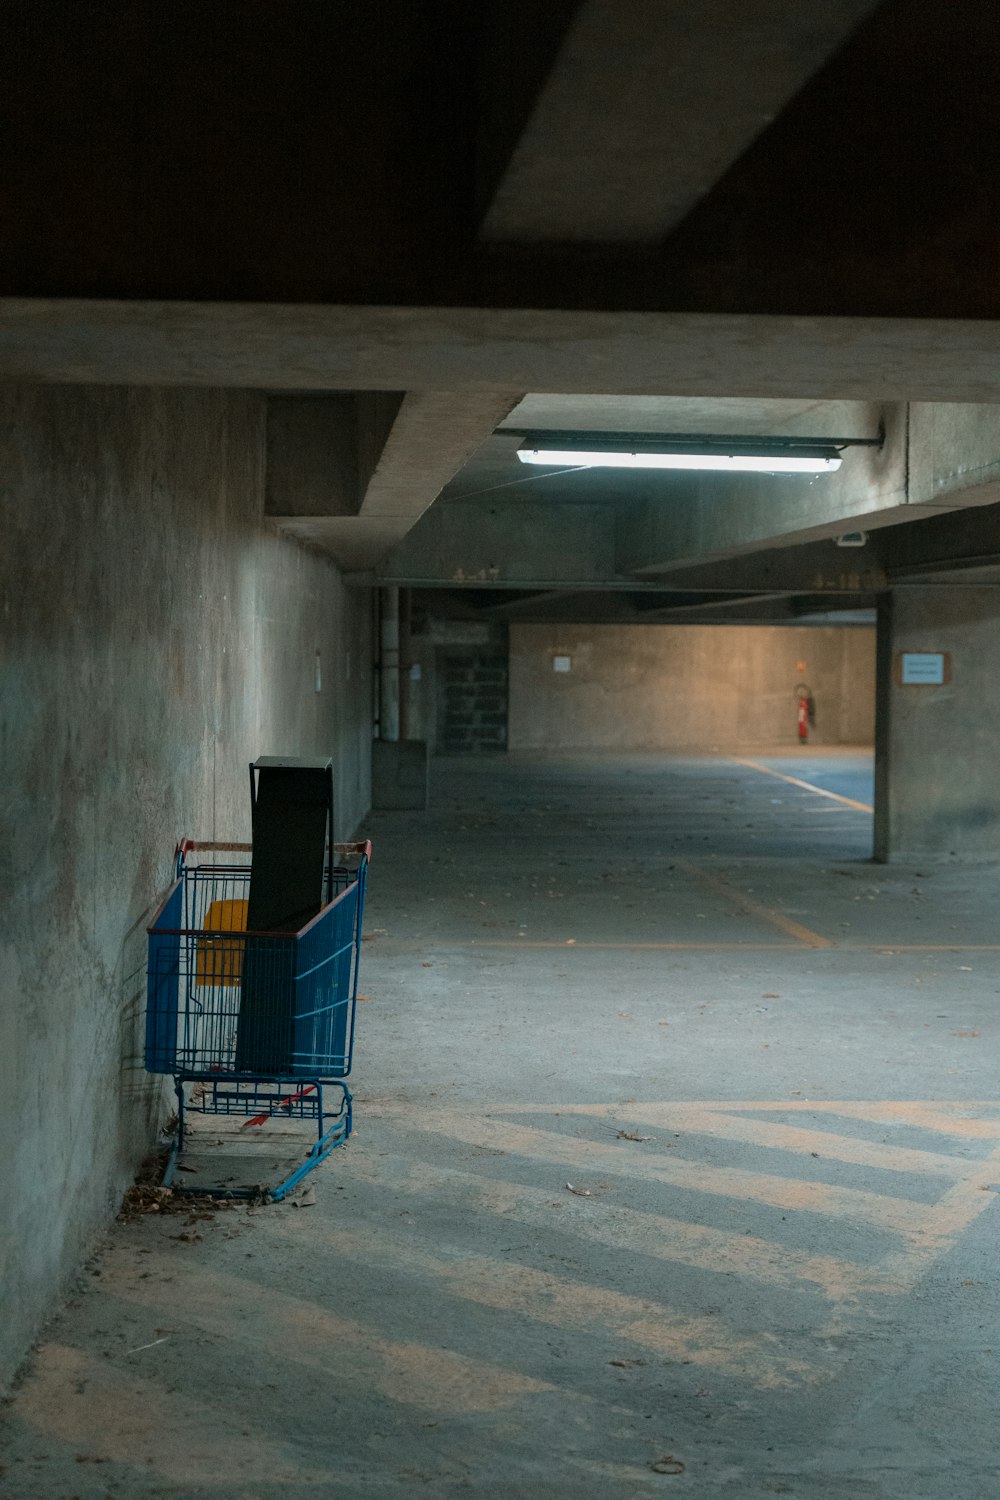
[549,1102,981,1179]
[345,1148,879,1301]
[793,1100,1000,1138]
[456,939,1000,952]
[268,1219,814,1389]
[731,756,875,813]
[386,1110,959,1240]
[112,1256,557,1414]
[678,858,832,949]
[365,1099,1000,1305]
[468,939,803,951]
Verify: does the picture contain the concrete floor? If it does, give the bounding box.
[4,750,1000,1499]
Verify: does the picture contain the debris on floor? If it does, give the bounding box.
[651,1456,686,1475]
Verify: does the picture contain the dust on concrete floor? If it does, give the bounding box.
[3,751,1000,1499]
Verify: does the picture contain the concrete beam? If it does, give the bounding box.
[265,395,398,518]
[270,389,520,568]
[645,540,888,596]
[7,300,1000,404]
[357,390,520,523]
[878,499,1000,583]
[372,496,618,587]
[622,402,1000,576]
[908,403,1000,512]
[481,0,878,244]
[271,516,417,573]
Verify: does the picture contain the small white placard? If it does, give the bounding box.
[901,652,946,685]
[409,663,422,681]
[553,655,572,673]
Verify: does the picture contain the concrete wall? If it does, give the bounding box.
[0,385,372,1389]
[509,624,875,751]
[875,587,1000,860]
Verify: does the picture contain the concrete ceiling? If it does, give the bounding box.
[452,394,879,506]
[480,0,880,243]
[5,2,1000,605]
[499,396,852,436]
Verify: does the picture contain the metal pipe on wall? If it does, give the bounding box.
[398,587,413,741]
[379,585,400,742]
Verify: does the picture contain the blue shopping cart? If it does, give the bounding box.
[145,837,370,1201]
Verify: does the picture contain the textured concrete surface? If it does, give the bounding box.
[3,2,1000,322]
[375,395,1000,593]
[509,625,874,750]
[0,384,372,1390]
[876,586,1000,860]
[272,391,521,569]
[480,0,879,243]
[4,753,999,1498]
[5,300,1000,404]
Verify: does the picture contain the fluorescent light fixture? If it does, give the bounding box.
[518,447,841,474]
[513,428,883,476]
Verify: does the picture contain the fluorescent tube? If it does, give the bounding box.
[516,448,841,474]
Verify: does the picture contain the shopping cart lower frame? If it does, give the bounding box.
[145,838,369,1202]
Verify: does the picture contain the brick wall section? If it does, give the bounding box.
[439,653,508,754]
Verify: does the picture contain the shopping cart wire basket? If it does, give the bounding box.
[145,838,369,1200]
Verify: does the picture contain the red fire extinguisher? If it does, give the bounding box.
[795,682,815,743]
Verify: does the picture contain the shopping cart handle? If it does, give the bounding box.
[176,836,370,875]
[175,837,255,875]
[334,840,373,863]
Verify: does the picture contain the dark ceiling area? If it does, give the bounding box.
[3,0,1000,316]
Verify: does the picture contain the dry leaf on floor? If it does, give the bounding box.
[565,1182,592,1197]
[617,1130,651,1142]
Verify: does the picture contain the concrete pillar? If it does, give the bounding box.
[379,586,400,742]
[398,588,413,742]
[874,585,1000,861]
[372,586,430,809]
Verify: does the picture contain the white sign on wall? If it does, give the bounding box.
[553,655,572,673]
[899,652,948,685]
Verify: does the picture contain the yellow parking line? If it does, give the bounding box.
[843,943,1000,952]
[393,1109,940,1240]
[346,1147,881,1301]
[549,1102,985,1178]
[278,1221,815,1388]
[459,939,1000,952]
[469,940,799,950]
[732,756,874,813]
[680,860,831,949]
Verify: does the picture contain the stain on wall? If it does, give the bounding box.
[0,385,372,1389]
[509,624,874,751]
